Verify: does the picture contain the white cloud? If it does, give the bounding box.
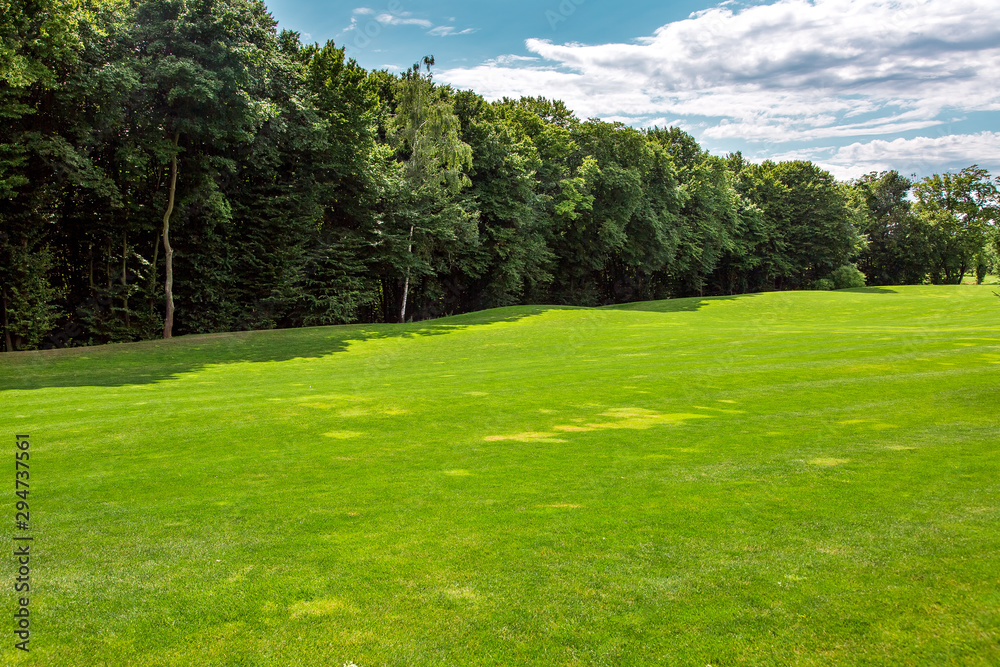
[375,13,433,28]
[772,132,1000,180]
[340,8,476,48]
[438,0,1000,146]
[836,132,1000,179]
[428,25,477,37]
[485,54,540,67]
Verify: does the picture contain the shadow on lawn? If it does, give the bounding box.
[602,292,757,313]
[0,306,565,391]
[839,287,900,294]
[604,287,902,314]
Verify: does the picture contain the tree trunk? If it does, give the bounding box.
[122,231,129,327]
[2,288,12,352]
[399,224,415,323]
[162,131,180,339]
[149,232,159,315]
[400,274,410,323]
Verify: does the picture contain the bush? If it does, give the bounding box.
[830,264,867,289]
[812,278,835,291]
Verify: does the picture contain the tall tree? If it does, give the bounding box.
[129,0,280,337]
[449,91,553,311]
[647,127,739,296]
[266,36,386,327]
[0,0,90,350]
[851,171,933,285]
[383,58,474,322]
[740,160,862,289]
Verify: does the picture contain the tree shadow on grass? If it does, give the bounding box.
[0,306,569,391]
[601,292,758,314]
[838,287,900,294]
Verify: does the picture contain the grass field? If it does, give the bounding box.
[1,285,999,666]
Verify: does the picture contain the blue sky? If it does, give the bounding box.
[266,0,1000,180]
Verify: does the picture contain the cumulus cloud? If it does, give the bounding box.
[438,0,1000,145]
[793,132,1000,180]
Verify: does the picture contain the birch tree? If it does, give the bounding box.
[386,57,474,322]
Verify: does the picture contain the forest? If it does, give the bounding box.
[2,0,999,351]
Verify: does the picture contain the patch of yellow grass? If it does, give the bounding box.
[289,598,356,618]
[442,587,478,601]
[484,432,568,443]
[337,407,370,417]
[808,458,850,467]
[323,431,362,439]
[487,408,710,443]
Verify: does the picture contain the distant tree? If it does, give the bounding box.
[717,153,785,294]
[973,243,997,284]
[913,166,1000,284]
[1,239,62,351]
[740,160,862,289]
[852,171,933,285]
[256,36,385,328]
[548,120,682,305]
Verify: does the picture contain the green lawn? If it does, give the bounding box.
[1,285,999,666]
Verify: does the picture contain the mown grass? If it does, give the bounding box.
[1,285,998,666]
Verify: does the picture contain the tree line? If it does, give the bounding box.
[2,0,999,351]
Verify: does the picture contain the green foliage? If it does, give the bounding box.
[851,170,931,285]
[913,166,1000,285]
[974,243,997,284]
[0,0,88,197]
[381,63,476,321]
[0,242,63,350]
[452,92,553,309]
[812,278,835,291]
[830,263,867,289]
[735,160,862,290]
